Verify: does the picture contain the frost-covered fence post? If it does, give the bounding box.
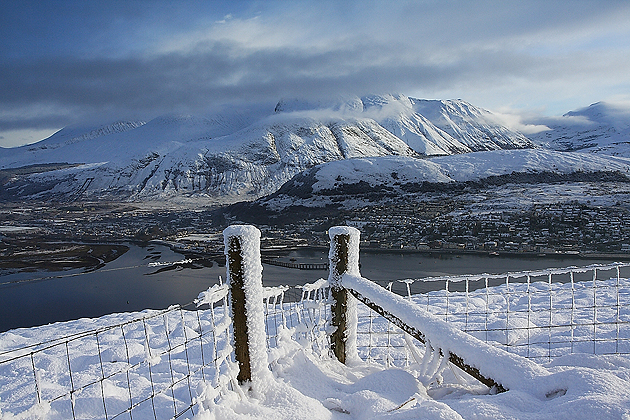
[224,225,270,387]
[328,226,361,364]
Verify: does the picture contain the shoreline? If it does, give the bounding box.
[3,237,628,277]
[260,244,630,261]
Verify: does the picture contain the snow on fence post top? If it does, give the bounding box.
[328,226,361,365]
[223,225,271,390]
[328,226,361,286]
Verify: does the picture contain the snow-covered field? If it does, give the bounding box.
[2,263,630,419]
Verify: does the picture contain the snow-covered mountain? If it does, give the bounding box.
[529,102,630,157]
[0,94,539,204]
[275,94,535,155]
[30,120,147,150]
[0,112,419,203]
[267,149,630,199]
[410,98,535,151]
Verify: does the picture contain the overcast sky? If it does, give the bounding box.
[1,0,629,148]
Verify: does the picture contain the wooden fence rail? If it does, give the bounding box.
[346,280,506,391]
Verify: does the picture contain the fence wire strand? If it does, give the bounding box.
[396,262,630,361]
[3,263,630,417]
[0,293,234,419]
[261,263,630,369]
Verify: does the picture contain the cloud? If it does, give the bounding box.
[1,1,630,147]
[0,41,451,116]
[487,109,551,135]
[0,128,61,148]
[0,40,601,119]
[0,104,78,131]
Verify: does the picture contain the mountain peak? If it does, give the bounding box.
[360,93,412,110]
[409,98,535,151]
[0,93,545,204]
[529,101,630,155]
[564,101,630,127]
[274,96,364,114]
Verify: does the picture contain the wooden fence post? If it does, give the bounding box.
[224,225,268,386]
[227,234,251,383]
[330,233,349,363]
[328,226,361,364]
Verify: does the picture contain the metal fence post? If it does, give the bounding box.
[329,226,361,364]
[224,225,268,385]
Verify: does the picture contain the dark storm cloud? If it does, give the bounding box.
[0,39,570,130]
[0,44,410,121]
[1,0,630,146]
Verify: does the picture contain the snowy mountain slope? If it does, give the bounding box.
[411,98,535,151]
[0,112,418,203]
[129,115,417,202]
[309,155,453,192]
[0,94,548,204]
[275,94,532,156]
[429,148,630,182]
[0,116,212,169]
[529,102,630,157]
[312,149,630,192]
[29,120,147,149]
[0,120,147,168]
[248,149,630,213]
[360,94,473,155]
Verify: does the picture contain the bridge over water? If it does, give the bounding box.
[261,258,329,270]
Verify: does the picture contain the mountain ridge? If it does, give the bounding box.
[529,101,630,156]
[1,95,627,205]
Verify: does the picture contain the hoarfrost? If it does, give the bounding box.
[224,225,273,392]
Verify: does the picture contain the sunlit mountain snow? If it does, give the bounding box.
[0,95,628,205]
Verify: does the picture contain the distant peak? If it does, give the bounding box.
[563,101,630,124]
[37,119,146,147]
[360,93,411,109]
[274,96,363,114]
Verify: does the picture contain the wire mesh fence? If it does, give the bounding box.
[262,279,414,368]
[261,263,630,368]
[4,262,630,417]
[0,286,236,420]
[356,285,412,368]
[263,279,332,361]
[377,262,630,362]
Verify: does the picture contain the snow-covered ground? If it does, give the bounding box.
[259,150,630,213]
[2,226,630,419]
[2,268,630,419]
